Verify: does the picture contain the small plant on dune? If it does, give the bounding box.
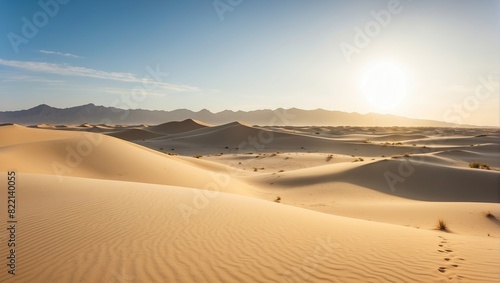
[483,211,495,219]
[194,155,202,159]
[403,153,411,157]
[469,162,490,170]
[274,196,281,203]
[436,219,448,231]
[480,163,491,170]
[326,154,333,162]
[469,162,479,168]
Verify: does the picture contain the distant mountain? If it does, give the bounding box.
[0,104,462,127]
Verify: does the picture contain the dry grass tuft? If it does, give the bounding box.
[436,219,448,231]
[469,162,490,170]
[483,211,495,219]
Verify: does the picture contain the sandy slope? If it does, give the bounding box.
[257,158,499,202]
[0,173,498,283]
[0,125,254,196]
[107,119,211,141]
[148,119,211,134]
[0,123,499,282]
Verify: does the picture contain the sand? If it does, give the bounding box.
[0,122,499,282]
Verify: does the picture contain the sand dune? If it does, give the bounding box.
[0,124,77,147]
[107,128,165,140]
[250,157,499,202]
[432,149,500,167]
[0,125,253,195]
[154,121,274,145]
[143,121,430,157]
[0,122,498,282]
[107,119,212,141]
[149,119,211,134]
[368,133,429,142]
[1,173,498,282]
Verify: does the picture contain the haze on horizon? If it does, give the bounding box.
[0,0,499,126]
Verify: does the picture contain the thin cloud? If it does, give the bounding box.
[0,74,64,84]
[0,58,200,92]
[39,50,81,58]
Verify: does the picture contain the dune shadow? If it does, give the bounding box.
[486,214,500,226]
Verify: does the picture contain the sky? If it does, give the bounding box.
[0,0,499,126]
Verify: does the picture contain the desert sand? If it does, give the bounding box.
[0,121,499,282]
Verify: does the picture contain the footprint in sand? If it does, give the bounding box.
[436,236,465,278]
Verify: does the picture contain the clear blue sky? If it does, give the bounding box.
[0,0,498,125]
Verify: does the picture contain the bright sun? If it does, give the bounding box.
[359,61,408,112]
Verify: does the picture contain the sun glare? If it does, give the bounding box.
[359,61,408,112]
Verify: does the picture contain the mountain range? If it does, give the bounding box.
[0,104,463,127]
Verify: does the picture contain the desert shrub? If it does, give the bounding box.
[483,211,495,219]
[436,219,448,231]
[469,162,490,170]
